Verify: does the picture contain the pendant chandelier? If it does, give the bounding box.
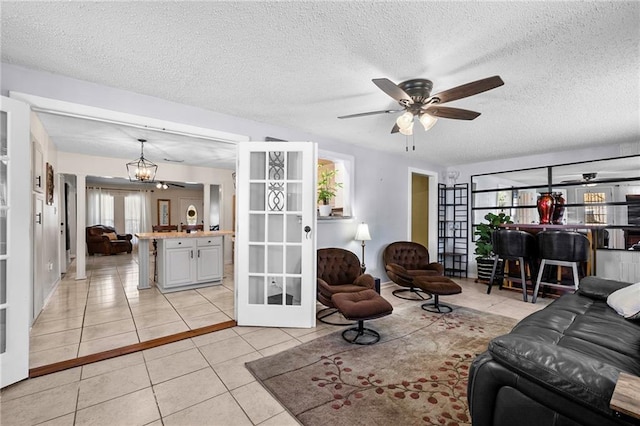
[126,139,157,182]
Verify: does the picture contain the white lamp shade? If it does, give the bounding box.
[355,223,371,241]
[399,122,414,136]
[420,113,438,131]
[395,111,414,130]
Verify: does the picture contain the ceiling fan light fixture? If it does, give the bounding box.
[419,113,438,131]
[126,139,157,182]
[399,123,414,136]
[396,111,414,130]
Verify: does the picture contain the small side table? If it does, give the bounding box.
[610,372,640,420]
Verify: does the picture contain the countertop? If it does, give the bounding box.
[135,230,234,240]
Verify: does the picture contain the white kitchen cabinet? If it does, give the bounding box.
[157,236,223,292]
[196,237,223,282]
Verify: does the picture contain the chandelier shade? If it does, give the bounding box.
[126,139,157,182]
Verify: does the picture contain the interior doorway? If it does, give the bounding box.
[408,168,439,256]
[411,173,429,247]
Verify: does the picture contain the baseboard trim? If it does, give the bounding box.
[29,319,237,378]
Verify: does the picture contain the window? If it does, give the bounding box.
[318,150,353,218]
[124,194,142,236]
[584,192,607,224]
[87,188,114,227]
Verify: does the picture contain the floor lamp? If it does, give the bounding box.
[354,222,371,272]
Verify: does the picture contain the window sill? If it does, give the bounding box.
[318,216,354,222]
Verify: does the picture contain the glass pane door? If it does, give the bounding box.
[236,142,316,328]
[0,96,31,388]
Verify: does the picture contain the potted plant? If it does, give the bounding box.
[474,212,512,282]
[317,168,342,216]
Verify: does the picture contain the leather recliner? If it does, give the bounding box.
[383,241,444,300]
[316,248,375,324]
[86,225,133,255]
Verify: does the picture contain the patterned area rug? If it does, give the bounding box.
[245,305,517,426]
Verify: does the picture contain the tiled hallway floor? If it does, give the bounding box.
[29,253,235,369]
[5,255,554,425]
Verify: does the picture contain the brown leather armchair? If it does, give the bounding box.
[383,241,443,300]
[317,248,375,325]
[86,225,133,255]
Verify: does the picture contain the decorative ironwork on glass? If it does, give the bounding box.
[268,151,285,180]
[268,183,285,211]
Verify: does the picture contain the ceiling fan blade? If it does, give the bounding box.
[424,106,481,120]
[429,75,504,104]
[372,78,414,105]
[338,109,403,119]
[391,123,400,134]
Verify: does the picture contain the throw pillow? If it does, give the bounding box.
[607,281,640,320]
[105,232,117,241]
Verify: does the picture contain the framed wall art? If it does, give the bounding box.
[158,199,171,226]
[46,162,54,205]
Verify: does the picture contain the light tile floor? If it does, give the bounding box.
[6,255,555,425]
[29,253,236,369]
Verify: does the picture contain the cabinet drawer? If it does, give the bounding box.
[197,237,222,247]
[165,239,194,249]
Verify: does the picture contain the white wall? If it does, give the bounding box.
[30,112,60,320]
[60,151,234,262]
[4,62,639,288]
[2,63,445,280]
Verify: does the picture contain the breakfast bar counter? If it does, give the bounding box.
[135,230,234,291]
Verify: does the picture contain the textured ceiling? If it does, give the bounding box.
[2,1,639,167]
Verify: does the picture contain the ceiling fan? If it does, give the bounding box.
[560,173,602,186]
[338,75,504,135]
[153,181,185,190]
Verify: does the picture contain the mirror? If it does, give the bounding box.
[471,155,640,250]
[186,204,197,225]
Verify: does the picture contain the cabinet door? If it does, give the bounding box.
[165,247,195,287]
[197,244,222,282]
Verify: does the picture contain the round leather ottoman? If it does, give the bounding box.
[414,276,462,313]
[331,289,393,345]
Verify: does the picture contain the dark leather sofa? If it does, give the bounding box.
[468,276,640,426]
[86,225,133,255]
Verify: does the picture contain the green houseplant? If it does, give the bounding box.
[474,212,513,281]
[317,168,342,216]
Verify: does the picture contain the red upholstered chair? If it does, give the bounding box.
[317,248,375,325]
[383,241,444,300]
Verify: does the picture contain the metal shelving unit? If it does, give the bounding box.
[438,183,468,278]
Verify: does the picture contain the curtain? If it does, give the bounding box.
[86,188,114,227]
[124,191,152,250]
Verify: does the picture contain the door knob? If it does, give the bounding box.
[304,225,311,239]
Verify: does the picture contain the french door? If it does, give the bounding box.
[1,96,31,388]
[235,141,317,328]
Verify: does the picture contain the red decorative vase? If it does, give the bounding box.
[552,192,566,224]
[537,192,555,224]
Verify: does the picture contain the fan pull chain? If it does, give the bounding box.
[412,133,416,151]
[405,135,408,152]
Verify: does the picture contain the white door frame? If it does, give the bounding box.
[9,91,250,281]
[1,96,31,388]
[407,167,439,256]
